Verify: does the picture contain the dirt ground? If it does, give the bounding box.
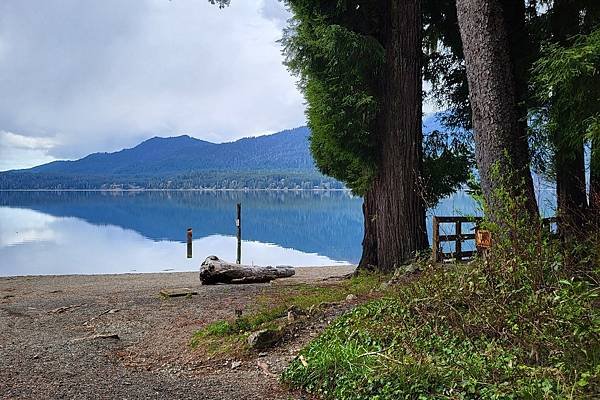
[0,266,354,399]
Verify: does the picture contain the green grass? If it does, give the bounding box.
[281,259,600,399]
[190,273,389,353]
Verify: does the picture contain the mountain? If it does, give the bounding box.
[27,127,315,175]
[0,114,447,190]
[0,127,346,190]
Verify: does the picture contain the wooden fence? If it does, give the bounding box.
[432,216,481,262]
[432,216,558,262]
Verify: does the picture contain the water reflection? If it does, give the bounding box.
[0,191,363,276]
[0,189,553,276]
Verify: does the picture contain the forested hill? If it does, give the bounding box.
[29,127,315,175]
[0,127,346,190]
[1,116,446,190]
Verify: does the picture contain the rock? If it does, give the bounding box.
[386,263,422,286]
[287,310,295,322]
[247,329,280,349]
[230,360,242,370]
[257,360,275,377]
[299,355,308,367]
[346,294,356,301]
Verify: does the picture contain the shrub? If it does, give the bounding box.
[282,185,600,399]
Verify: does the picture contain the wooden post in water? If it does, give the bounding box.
[187,228,193,258]
[236,203,242,264]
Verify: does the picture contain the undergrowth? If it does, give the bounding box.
[190,274,388,354]
[282,188,600,399]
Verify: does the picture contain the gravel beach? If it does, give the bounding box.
[0,266,354,399]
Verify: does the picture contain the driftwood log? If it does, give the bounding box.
[199,256,295,285]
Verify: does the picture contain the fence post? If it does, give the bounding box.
[455,221,462,262]
[432,216,440,262]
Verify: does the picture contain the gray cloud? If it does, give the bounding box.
[0,0,305,169]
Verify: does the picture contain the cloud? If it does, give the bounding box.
[0,131,57,171]
[0,0,305,166]
[259,0,290,28]
[0,131,56,150]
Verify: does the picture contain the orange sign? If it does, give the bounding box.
[476,229,492,249]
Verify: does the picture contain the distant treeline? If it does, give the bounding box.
[0,170,345,190]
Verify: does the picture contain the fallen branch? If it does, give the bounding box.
[199,256,295,285]
[83,308,119,326]
[48,304,85,314]
[73,333,120,342]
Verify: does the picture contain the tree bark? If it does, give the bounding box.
[456,0,538,220]
[500,0,536,194]
[357,187,378,272]
[550,0,590,234]
[373,0,428,272]
[555,141,588,231]
[199,256,295,284]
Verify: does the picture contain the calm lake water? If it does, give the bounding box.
[0,190,488,276]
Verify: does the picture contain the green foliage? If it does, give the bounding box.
[423,0,472,131]
[282,190,600,399]
[0,170,344,190]
[282,2,383,194]
[531,27,600,175]
[422,129,473,207]
[283,1,472,200]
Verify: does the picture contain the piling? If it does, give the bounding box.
[236,203,242,264]
[187,228,193,258]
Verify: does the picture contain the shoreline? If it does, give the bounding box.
[0,264,356,280]
[0,188,353,192]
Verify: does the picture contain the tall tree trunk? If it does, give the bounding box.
[500,0,536,189]
[373,0,428,272]
[456,0,538,220]
[590,138,600,222]
[357,187,378,271]
[550,0,589,234]
[555,140,588,231]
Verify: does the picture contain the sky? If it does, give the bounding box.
[0,0,306,171]
[0,0,438,172]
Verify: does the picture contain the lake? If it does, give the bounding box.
[0,190,484,276]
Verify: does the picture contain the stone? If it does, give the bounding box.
[346,294,356,301]
[287,310,295,322]
[247,329,280,349]
[230,360,242,369]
